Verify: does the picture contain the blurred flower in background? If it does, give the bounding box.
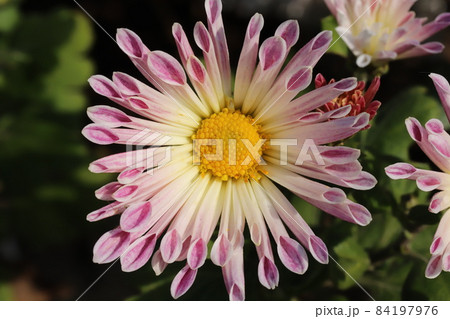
[324,0,450,68]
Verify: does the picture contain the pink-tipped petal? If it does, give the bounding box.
[325,161,362,179]
[82,124,119,145]
[205,0,221,26]
[87,105,132,127]
[322,188,347,203]
[194,21,211,53]
[147,51,186,86]
[385,163,417,179]
[352,112,370,130]
[287,77,357,118]
[429,191,450,214]
[400,42,444,59]
[211,234,232,266]
[343,172,378,190]
[120,202,152,233]
[234,13,264,106]
[116,28,145,58]
[284,30,331,73]
[335,78,358,91]
[112,72,140,96]
[425,254,442,279]
[428,134,450,158]
[172,23,194,66]
[186,56,206,83]
[418,13,450,41]
[257,256,279,290]
[88,75,121,99]
[441,251,450,272]
[128,97,149,110]
[328,105,353,119]
[95,182,122,201]
[425,119,445,134]
[86,202,123,222]
[259,36,286,71]
[117,167,145,184]
[348,203,372,226]
[187,238,207,269]
[93,228,131,264]
[429,73,450,122]
[297,112,322,123]
[308,235,329,264]
[120,233,157,272]
[275,20,300,50]
[430,237,443,255]
[286,66,312,91]
[160,229,182,263]
[205,0,231,95]
[277,236,308,274]
[416,175,441,192]
[320,147,360,164]
[112,184,138,202]
[430,197,443,214]
[405,117,423,142]
[229,284,245,301]
[170,265,197,299]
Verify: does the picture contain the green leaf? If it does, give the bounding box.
[291,195,321,227]
[39,11,95,113]
[357,209,402,252]
[128,276,174,301]
[333,237,370,289]
[360,257,414,300]
[404,263,450,300]
[408,224,438,260]
[366,86,447,161]
[321,15,348,57]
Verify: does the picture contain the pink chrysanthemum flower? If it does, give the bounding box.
[315,73,381,128]
[385,73,450,279]
[324,0,450,68]
[82,0,377,300]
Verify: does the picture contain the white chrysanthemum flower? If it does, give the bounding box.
[325,0,450,67]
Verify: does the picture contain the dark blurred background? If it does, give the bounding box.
[1,0,450,301]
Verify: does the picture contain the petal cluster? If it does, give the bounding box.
[325,0,450,67]
[385,73,450,278]
[83,0,376,300]
[315,73,381,129]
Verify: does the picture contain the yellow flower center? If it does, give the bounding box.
[192,108,268,181]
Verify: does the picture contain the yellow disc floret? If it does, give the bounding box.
[192,108,268,181]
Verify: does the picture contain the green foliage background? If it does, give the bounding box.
[1,0,450,301]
